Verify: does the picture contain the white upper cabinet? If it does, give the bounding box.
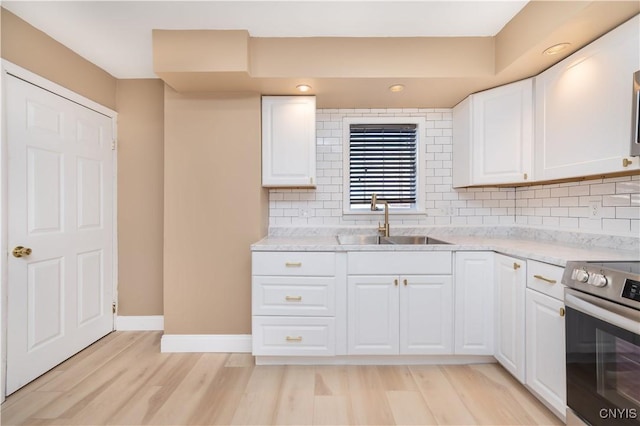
[535,15,640,180]
[261,96,316,187]
[453,79,533,187]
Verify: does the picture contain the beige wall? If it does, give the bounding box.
[116,80,165,316]
[163,88,268,334]
[1,8,117,110]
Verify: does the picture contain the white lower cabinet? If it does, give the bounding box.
[347,274,453,355]
[525,289,566,417]
[454,252,494,355]
[525,260,567,419]
[494,253,526,383]
[346,251,453,356]
[251,251,340,356]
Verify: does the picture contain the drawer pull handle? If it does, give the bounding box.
[286,336,302,342]
[559,307,565,317]
[513,262,521,270]
[403,279,408,286]
[285,295,302,302]
[533,274,557,284]
[285,262,302,267]
[394,279,398,287]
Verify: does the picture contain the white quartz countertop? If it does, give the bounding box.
[251,234,639,267]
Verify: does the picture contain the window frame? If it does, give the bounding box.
[342,116,426,215]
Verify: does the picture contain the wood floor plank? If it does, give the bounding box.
[312,395,352,425]
[100,352,191,425]
[410,365,478,425]
[442,364,542,425]
[471,364,563,426]
[224,353,255,367]
[0,391,62,426]
[1,332,566,426]
[386,390,438,425]
[68,337,187,425]
[273,366,315,425]
[30,333,160,420]
[314,366,349,396]
[38,332,146,392]
[186,360,255,425]
[377,365,419,391]
[148,353,228,425]
[229,366,285,425]
[347,367,395,425]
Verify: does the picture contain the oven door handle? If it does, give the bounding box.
[565,289,640,335]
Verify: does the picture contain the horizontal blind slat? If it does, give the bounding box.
[348,123,417,207]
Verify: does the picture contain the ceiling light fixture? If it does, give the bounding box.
[296,84,312,93]
[543,43,571,56]
[389,84,405,93]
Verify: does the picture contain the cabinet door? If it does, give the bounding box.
[535,16,640,180]
[454,252,494,355]
[526,289,566,417]
[262,96,316,187]
[399,275,453,355]
[494,254,526,383]
[472,79,533,185]
[347,276,399,355]
[452,96,472,188]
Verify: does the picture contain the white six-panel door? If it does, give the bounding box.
[5,74,114,394]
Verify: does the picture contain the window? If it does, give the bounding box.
[343,117,424,213]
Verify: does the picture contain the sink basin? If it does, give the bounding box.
[337,235,450,245]
[381,235,451,245]
[337,235,381,245]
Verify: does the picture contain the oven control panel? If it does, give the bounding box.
[622,278,640,302]
[570,268,608,287]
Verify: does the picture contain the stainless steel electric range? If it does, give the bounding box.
[562,261,640,425]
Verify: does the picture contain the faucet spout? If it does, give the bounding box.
[370,193,390,237]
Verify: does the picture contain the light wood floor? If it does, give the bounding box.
[1,331,563,426]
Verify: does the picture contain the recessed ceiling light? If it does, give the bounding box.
[543,43,571,56]
[389,84,405,93]
[296,84,312,93]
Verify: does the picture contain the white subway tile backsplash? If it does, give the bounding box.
[268,108,639,236]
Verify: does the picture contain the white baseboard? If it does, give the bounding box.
[115,315,164,331]
[160,334,252,353]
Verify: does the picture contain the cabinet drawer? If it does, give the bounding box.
[527,260,565,300]
[252,276,335,316]
[252,316,335,356]
[252,252,335,276]
[348,251,451,275]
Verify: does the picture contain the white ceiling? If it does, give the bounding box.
[2,1,529,78]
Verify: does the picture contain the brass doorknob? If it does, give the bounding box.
[12,246,32,258]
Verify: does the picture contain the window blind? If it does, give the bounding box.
[349,123,417,206]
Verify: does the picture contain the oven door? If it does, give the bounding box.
[565,288,640,425]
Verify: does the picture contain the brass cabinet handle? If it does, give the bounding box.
[524,173,528,180]
[286,336,302,342]
[285,262,302,267]
[394,279,399,287]
[623,158,633,167]
[513,262,521,270]
[12,246,32,258]
[403,279,408,286]
[285,296,302,302]
[559,307,565,317]
[533,274,557,284]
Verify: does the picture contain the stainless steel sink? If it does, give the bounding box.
[337,235,450,245]
[337,235,381,245]
[381,235,451,245]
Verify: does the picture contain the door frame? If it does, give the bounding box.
[0,60,118,402]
